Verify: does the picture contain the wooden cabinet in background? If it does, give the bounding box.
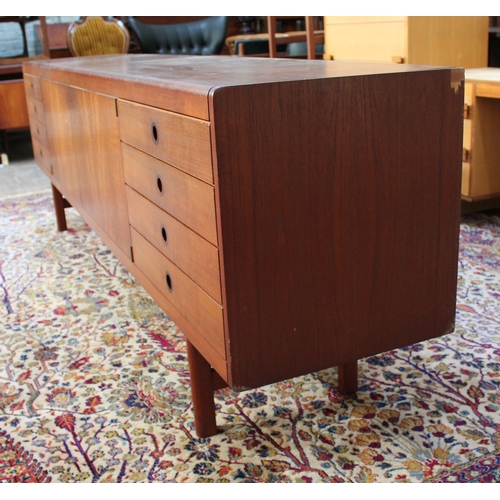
[324,16,489,68]
[462,68,500,201]
[0,79,29,130]
[23,55,464,438]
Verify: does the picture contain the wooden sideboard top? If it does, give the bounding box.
[23,54,463,119]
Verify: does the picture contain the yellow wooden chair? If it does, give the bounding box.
[67,17,130,57]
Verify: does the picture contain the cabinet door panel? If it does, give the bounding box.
[42,81,131,257]
[41,81,81,205]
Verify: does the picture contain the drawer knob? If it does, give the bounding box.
[165,272,173,292]
[157,176,163,194]
[161,225,168,244]
[151,122,159,144]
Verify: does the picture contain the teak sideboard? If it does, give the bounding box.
[23,55,464,437]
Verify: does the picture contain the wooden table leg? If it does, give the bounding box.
[338,360,358,396]
[186,340,218,438]
[51,184,67,232]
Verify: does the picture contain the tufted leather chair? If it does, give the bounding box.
[127,16,228,55]
[67,17,130,57]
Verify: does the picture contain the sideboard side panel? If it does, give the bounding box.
[212,70,463,389]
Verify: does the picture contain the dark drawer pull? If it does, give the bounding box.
[151,122,159,144]
[165,272,173,292]
[161,225,168,244]
[157,176,163,194]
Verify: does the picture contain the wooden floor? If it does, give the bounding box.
[0,130,51,199]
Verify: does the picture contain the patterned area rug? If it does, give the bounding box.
[1,192,499,483]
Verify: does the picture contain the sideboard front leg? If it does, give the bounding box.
[338,360,358,396]
[51,184,68,232]
[186,340,218,438]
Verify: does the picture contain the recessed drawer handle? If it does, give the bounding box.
[161,225,168,244]
[151,122,159,144]
[165,272,173,292]
[157,176,163,194]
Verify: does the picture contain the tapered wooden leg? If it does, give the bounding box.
[186,340,218,438]
[51,184,68,232]
[338,360,358,396]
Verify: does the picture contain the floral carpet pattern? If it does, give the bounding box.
[1,191,500,483]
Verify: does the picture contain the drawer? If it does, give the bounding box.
[29,117,49,149]
[118,99,213,184]
[131,227,225,359]
[127,187,222,303]
[122,143,218,245]
[26,96,45,123]
[32,139,51,174]
[24,74,43,101]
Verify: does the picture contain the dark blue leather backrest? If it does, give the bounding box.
[128,16,228,55]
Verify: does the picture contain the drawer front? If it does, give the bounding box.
[118,99,213,184]
[122,143,218,245]
[32,139,51,174]
[26,96,45,123]
[131,227,225,359]
[127,187,222,303]
[24,74,43,101]
[29,117,49,149]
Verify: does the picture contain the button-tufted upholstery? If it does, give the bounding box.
[128,17,228,55]
[67,17,130,57]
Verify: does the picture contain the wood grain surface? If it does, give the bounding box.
[122,143,218,245]
[126,186,221,303]
[41,80,131,258]
[23,55,463,413]
[210,70,463,389]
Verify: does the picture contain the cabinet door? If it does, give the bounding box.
[41,81,131,257]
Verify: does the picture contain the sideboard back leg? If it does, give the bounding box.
[337,360,358,396]
[186,339,219,438]
[51,183,68,232]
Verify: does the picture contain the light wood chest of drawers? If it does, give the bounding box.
[461,68,500,202]
[23,55,464,437]
[323,16,488,68]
